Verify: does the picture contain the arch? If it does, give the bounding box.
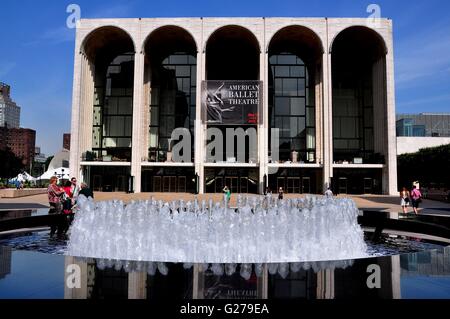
[205,24,260,81]
[329,25,388,55]
[267,25,324,56]
[142,25,198,54]
[81,25,136,62]
[331,25,388,171]
[204,24,261,53]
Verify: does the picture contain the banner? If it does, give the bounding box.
[202,80,261,125]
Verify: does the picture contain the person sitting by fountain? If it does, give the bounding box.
[78,182,94,199]
[324,187,334,198]
[278,187,284,200]
[47,176,65,236]
[70,177,80,204]
[62,180,73,214]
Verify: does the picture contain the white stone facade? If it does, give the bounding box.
[397,137,450,155]
[69,17,398,195]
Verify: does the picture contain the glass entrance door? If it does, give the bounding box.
[302,177,311,194]
[225,177,238,194]
[364,178,373,194]
[240,177,248,193]
[287,177,300,194]
[339,177,348,194]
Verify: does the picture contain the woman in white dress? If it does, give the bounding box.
[400,187,410,214]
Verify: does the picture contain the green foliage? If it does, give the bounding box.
[0,148,25,178]
[397,143,450,189]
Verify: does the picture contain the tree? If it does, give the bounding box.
[0,148,25,178]
[397,143,450,189]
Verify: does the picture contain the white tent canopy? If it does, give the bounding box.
[9,172,37,183]
[38,167,71,180]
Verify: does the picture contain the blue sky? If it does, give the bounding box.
[0,0,449,155]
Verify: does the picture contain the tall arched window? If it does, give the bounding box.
[269,52,315,162]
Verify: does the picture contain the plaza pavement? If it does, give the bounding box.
[1,192,450,216]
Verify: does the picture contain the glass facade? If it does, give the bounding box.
[396,114,450,137]
[269,53,315,163]
[92,53,134,162]
[331,27,382,164]
[148,53,196,162]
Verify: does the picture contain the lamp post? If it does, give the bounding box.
[55,168,65,185]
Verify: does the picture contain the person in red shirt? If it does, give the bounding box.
[62,180,73,214]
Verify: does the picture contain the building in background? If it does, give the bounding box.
[396,113,450,154]
[63,133,71,150]
[5,128,36,168]
[70,17,398,195]
[396,113,450,137]
[34,147,46,163]
[0,82,20,128]
[32,146,47,177]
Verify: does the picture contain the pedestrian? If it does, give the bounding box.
[70,177,80,203]
[324,187,334,198]
[223,186,231,203]
[62,180,73,214]
[47,176,65,236]
[399,187,410,214]
[78,182,94,199]
[278,187,284,200]
[410,185,422,215]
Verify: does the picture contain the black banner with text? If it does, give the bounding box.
[202,80,261,125]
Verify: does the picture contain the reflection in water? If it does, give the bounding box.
[0,246,449,299]
[75,257,354,279]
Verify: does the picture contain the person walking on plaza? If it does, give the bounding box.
[223,186,231,203]
[278,187,284,200]
[399,187,410,214]
[410,185,422,215]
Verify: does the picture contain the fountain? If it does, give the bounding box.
[68,195,368,265]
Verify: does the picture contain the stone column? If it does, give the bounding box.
[259,44,268,194]
[322,50,333,192]
[64,256,88,299]
[384,25,398,195]
[390,254,401,299]
[69,50,84,181]
[196,20,206,194]
[128,271,147,299]
[256,264,268,299]
[316,269,335,299]
[131,51,145,192]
